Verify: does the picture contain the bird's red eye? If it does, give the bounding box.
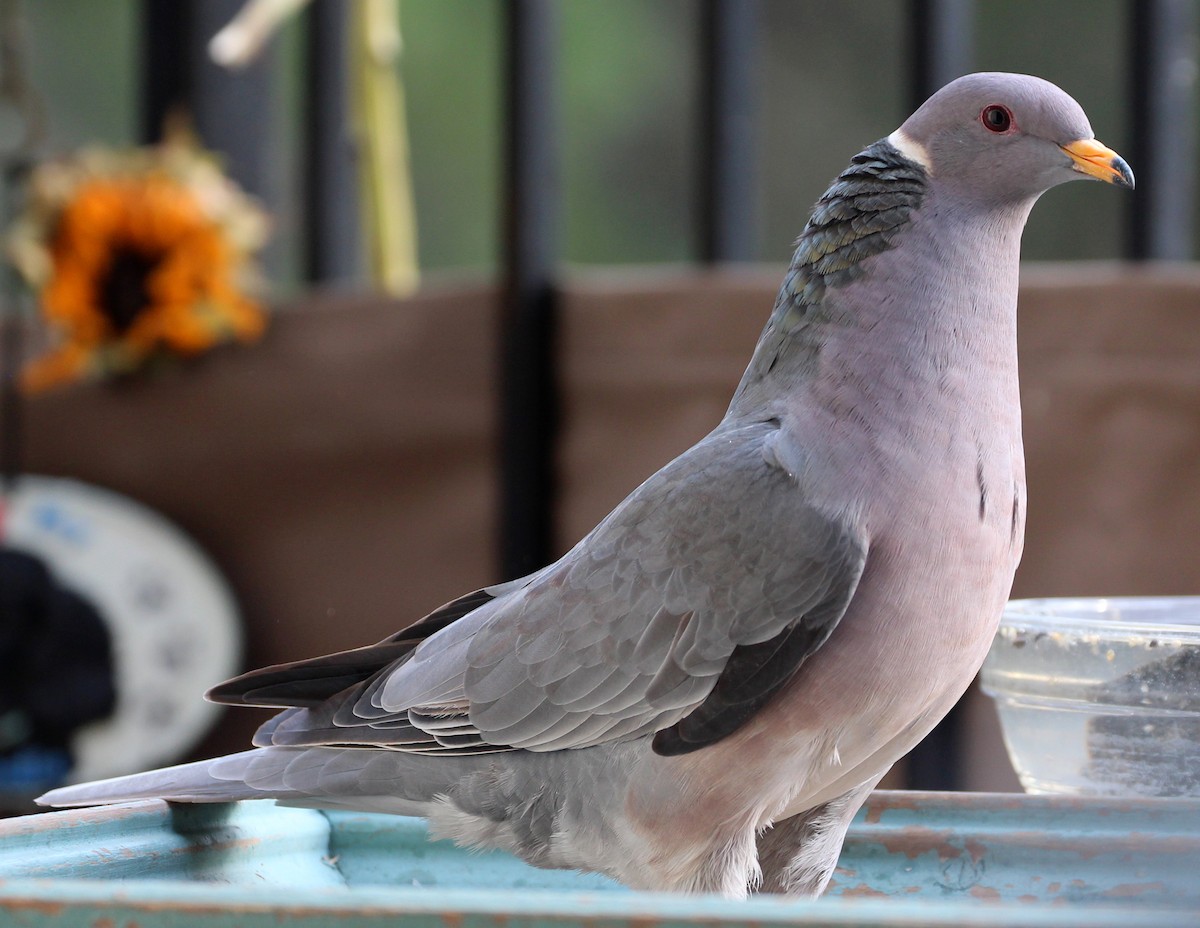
[981,104,1013,133]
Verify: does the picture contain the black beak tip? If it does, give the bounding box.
[1112,155,1135,190]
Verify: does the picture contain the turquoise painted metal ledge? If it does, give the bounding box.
[0,790,1196,927]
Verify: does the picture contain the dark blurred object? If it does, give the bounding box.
[0,547,116,796]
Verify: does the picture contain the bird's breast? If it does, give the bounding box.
[740,349,1027,805]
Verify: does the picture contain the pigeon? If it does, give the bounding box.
[38,73,1133,898]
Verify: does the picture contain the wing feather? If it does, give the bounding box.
[207,583,518,708]
[238,421,866,758]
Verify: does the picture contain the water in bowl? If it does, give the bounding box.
[983,598,1200,797]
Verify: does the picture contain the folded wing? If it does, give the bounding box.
[213,421,867,757]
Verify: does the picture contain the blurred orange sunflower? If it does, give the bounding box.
[9,134,269,391]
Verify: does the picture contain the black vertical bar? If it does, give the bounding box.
[305,0,361,284]
[909,0,974,111]
[1128,0,1197,260]
[500,0,559,580]
[904,0,974,793]
[698,0,759,263]
[140,0,191,142]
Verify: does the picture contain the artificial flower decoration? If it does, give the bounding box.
[8,130,269,391]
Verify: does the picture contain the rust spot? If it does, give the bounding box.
[878,826,960,861]
[860,790,932,824]
[4,899,67,916]
[169,836,263,856]
[441,912,464,928]
[838,882,889,898]
[969,886,1001,902]
[1102,882,1166,899]
[1047,882,1061,893]
[92,918,116,928]
[964,838,987,864]
[1018,894,1039,904]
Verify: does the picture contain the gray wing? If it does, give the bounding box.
[261,420,867,756]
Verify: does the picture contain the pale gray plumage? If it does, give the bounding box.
[39,73,1132,898]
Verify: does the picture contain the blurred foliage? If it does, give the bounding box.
[20,0,1170,284]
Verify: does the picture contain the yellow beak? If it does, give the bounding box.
[1059,138,1135,188]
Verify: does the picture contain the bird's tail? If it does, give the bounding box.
[37,750,293,807]
[36,747,445,814]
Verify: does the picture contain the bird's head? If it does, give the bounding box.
[888,72,1134,206]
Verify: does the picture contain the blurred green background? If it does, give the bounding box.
[25,0,1142,289]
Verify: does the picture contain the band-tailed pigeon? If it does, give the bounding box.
[40,73,1133,898]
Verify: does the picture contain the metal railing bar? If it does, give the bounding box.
[304,0,361,284]
[908,0,974,112]
[499,0,560,581]
[698,0,759,263]
[1128,0,1197,260]
[139,0,190,143]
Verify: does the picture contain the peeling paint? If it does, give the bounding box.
[3,897,67,915]
[169,837,263,857]
[877,825,960,861]
[836,882,888,898]
[1102,881,1167,898]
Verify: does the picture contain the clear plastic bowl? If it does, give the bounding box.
[981,597,1200,798]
